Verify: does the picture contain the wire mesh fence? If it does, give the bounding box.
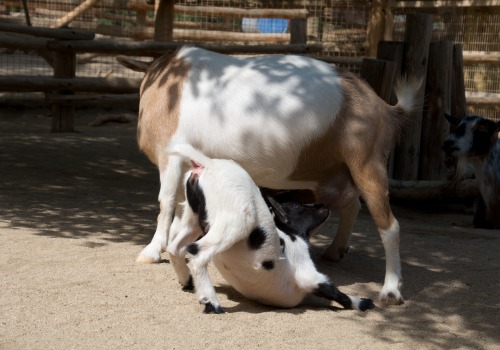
[392,4,500,120]
[0,0,499,119]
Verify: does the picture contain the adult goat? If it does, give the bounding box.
[117,46,421,304]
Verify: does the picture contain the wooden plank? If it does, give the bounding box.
[0,22,94,40]
[377,41,404,104]
[463,51,500,65]
[392,14,432,181]
[419,40,453,180]
[51,50,76,132]
[46,40,321,55]
[0,32,47,50]
[0,76,142,93]
[452,44,467,117]
[360,58,397,102]
[50,0,101,28]
[290,19,307,45]
[153,0,174,41]
[466,97,500,109]
[304,54,363,65]
[391,0,500,8]
[45,93,139,106]
[127,1,308,18]
[389,179,479,201]
[366,0,388,57]
[376,41,405,179]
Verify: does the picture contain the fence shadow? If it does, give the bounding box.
[1,107,498,349]
[0,107,159,246]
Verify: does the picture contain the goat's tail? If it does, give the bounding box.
[168,142,214,168]
[393,76,424,115]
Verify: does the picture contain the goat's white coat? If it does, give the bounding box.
[167,144,368,310]
[173,47,342,189]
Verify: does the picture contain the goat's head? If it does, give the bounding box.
[267,197,330,241]
[443,114,500,160]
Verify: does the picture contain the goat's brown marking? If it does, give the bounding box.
[137,52,191,171]
[289,70,403,229]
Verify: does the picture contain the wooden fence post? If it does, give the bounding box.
[376,40,404,177]
[377,41,404,104]
[451,44,467,118]
[366,0,389,57]
[154,0,174,41]
[361,58,397,102]
[51,49,76,132]
[419,40,453,180]
[290,18,307,44]
[392,13,432,180]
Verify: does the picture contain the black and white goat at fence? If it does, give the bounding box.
[167,143,375,314]
[443,114,500,229]
[117,46,422,305]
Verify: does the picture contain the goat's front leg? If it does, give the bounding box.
[313,280,375,311]
[291,237,374,311]
[136,155,184,264]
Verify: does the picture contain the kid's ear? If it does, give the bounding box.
[444,113,461,128]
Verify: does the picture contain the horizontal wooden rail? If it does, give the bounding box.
[389,178,479,201]
[391,0,500,8]
[45,93,139,106]
[0,76,141,93]
[466,97,500,109]
[463,51,500,65]
[127,1,308,18]
[0,22,94,40]
[45,40,323,55]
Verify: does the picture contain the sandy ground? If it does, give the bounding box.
[0,107,498,350]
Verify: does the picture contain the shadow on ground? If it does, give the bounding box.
[0,107,158,246]
[1,107,498,349]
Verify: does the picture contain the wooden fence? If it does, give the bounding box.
[1,1,499,188]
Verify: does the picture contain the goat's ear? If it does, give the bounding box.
[267,196,288,224]
[495,122,500,138]
[444,113,461,127]
[116,56,151,72]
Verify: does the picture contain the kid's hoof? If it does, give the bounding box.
[203,303,225,314]
[182,276,194,291]
[358,298,375,311]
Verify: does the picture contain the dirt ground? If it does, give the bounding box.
[0,107,498,350]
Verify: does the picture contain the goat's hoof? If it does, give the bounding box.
[136,246,162,264]
[182,276,194,291]
[322,246,349,262]
[203,302,225,314]
[379,289,404,305]
[358,298,375,311]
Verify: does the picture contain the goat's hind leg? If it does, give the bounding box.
[187,240,224,314]
[350,160,404,305]
[167,203,202,290]
[187,223,251,314]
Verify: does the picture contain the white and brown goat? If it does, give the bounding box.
[443,114,500,229]
[167,143,375,313]
[118,46,421,304]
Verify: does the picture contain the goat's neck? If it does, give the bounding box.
[467,157,486,182]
